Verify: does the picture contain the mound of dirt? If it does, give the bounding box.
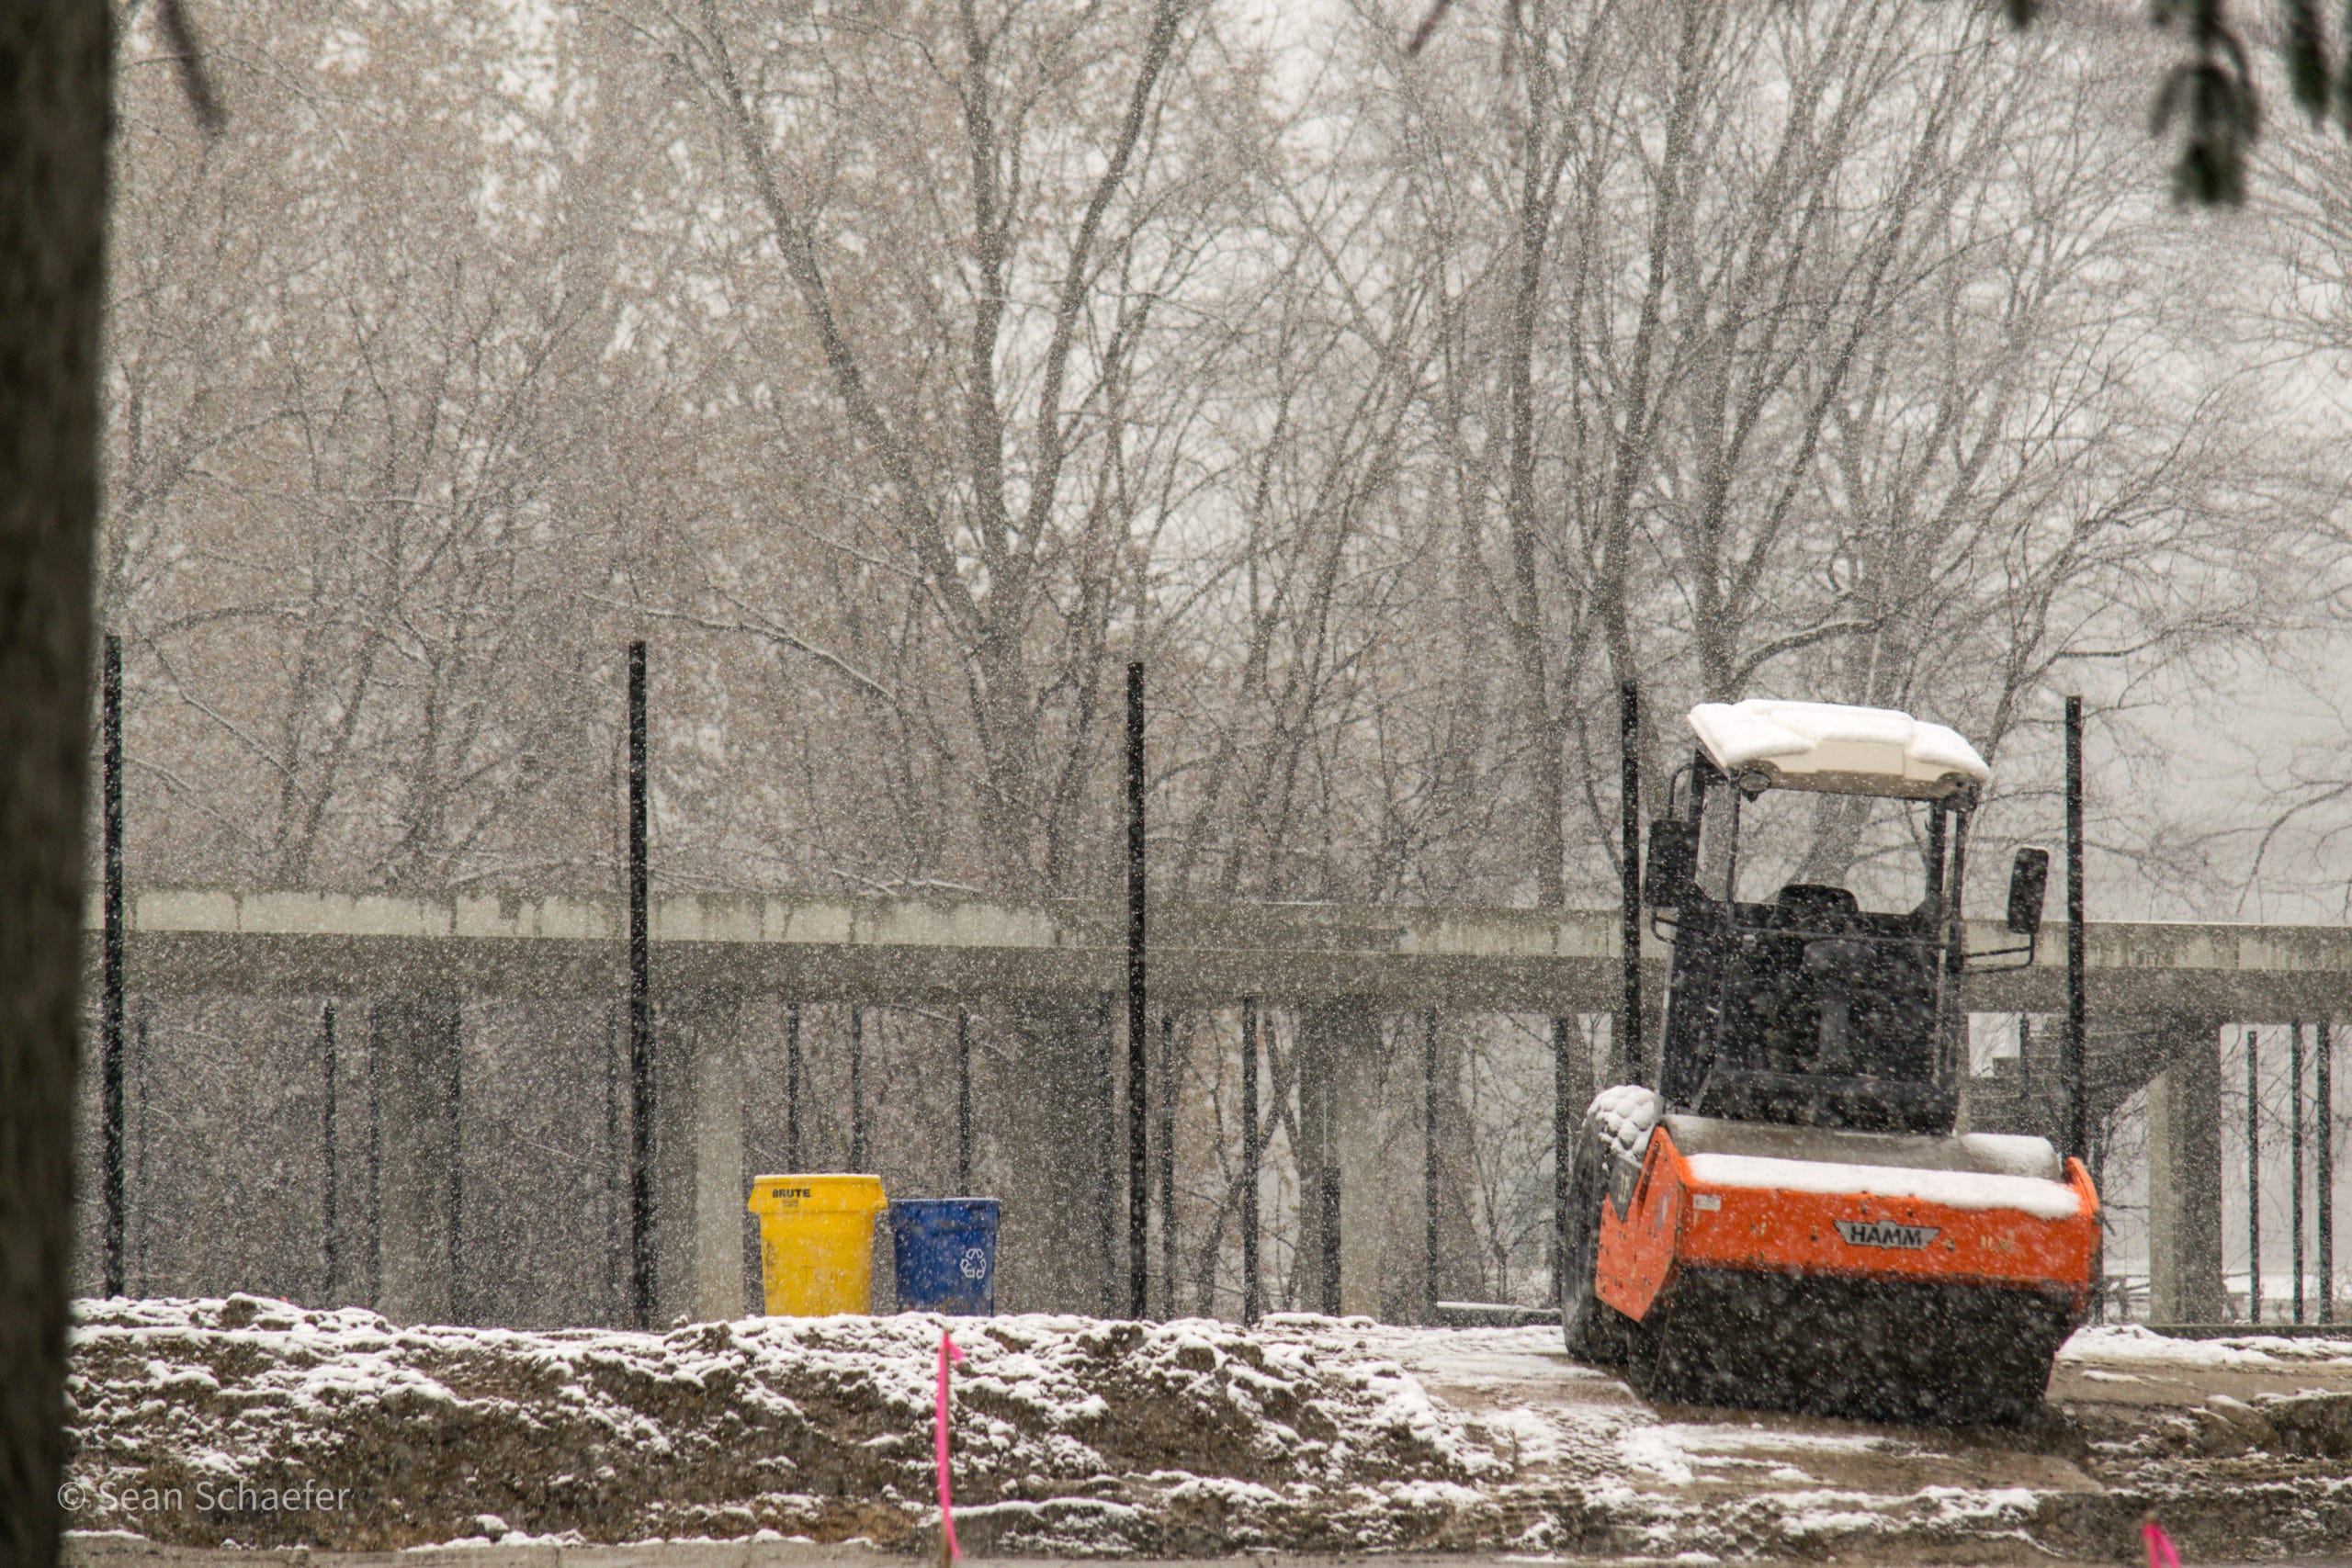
[64,1298,1506,1552]
[65,1303,2352,1560]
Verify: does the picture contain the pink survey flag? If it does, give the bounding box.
[936,1327,966,1564]
[2143,1518,2181,1568]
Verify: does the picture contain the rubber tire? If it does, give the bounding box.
[1560,1125,1649,1369]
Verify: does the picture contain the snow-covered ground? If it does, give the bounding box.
[62,1298,2352,1560]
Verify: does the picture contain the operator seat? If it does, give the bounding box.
[1776,886,1870,1066]
[1774,883,1860,926]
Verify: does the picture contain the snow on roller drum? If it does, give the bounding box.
[60,1296,2352,1560]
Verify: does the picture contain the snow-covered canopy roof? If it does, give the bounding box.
[1687,699,1990,800]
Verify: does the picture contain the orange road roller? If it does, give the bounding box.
[1564,700,2098,1426]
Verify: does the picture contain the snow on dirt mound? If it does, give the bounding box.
[67,1303,2352,1560]
[65,1297,1504,1553]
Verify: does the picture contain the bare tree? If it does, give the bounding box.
[80,0,2343,1333]
[106,0,631,896]
[630,0,1316,1306]
[1383,0,2288,903]
[2,3,108,1563]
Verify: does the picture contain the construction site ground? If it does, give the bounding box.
[61,1299,2352,1562]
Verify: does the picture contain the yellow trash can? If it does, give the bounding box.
[747,1174,888,1315]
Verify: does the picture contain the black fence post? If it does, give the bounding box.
[133,1005,150,1294]
[447,998,465,1324]
[368,1007,383,1310]
[1157,1013,1175,1317]
[628,640,654,1329]
[322,1003,337,1304]
[1241,998,1260,1325]
[1125,661,1148,1318]
[849,1005,866,1169]
[1619,680,1643,1084]
[2293,1021,2308,1323]
[956,1007,972,1194]
[1423,1009,1440,1323]
[2063,694,2087,1168]
[2248,1024,2263,1324]
[2018,1014,2036,1137]
[1317,1062,1341,1316]
[1549,1015,1572,1307]
[101,632,125,1297]
[2320,1019,2335,1324]
[786,1000,804,1171]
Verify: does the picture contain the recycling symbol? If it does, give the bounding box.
[958,1247,989,1280]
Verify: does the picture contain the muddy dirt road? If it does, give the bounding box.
[1365,1321,2352,1561]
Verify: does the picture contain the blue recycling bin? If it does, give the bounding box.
[888,1198,1000,1315]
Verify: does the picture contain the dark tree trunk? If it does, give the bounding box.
[0,4,111,1565]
